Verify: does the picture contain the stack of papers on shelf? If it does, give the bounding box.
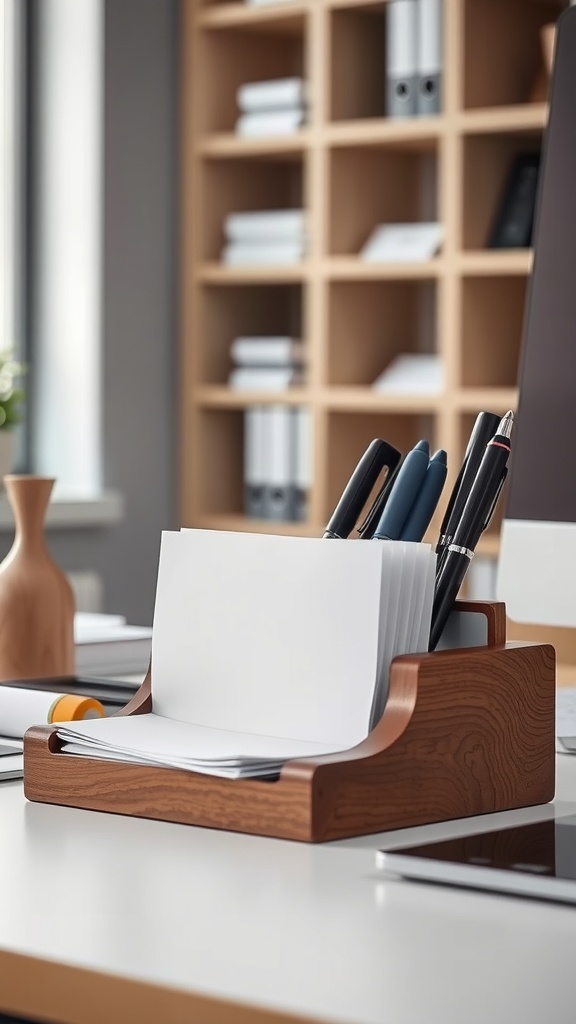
[74,612,152,676]
[360,223,444,263]
[373,354,443,395]
[235,77,307,137]
[229,336,304,391]
[58,530,436,779]
[221,209,307,266]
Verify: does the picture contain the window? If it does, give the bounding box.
[1,0,23,365]
[31,0,103,495]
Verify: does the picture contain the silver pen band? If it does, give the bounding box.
[448,544,474,560]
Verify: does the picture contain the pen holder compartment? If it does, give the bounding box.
[23,601,555,842]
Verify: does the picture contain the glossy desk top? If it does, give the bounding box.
[1,758,576,1024]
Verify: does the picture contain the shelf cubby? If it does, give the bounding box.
[459,276,527,389]
[463,0,564,110]
[327,279,437,387]
[194,410,245,518]
[199,283,303,385]
[461,131,541,251]
[329,145,438,255]
[329,4,386,121]
[199,156,305,262]
[196,22,306,135]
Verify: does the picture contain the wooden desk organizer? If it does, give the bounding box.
[23,601,555,843]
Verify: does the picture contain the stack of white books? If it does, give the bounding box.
[221,209,306,266]
[57,530,436,780]
[74,612,152,677]
[228,336,304,391]
[235,77,307,138]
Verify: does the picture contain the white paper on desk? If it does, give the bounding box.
[58,714,343,778]
[157,530,383,749]
[556,688,576,753]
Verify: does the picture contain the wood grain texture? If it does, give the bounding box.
[0,949,319,1024]
[23,603,555,843]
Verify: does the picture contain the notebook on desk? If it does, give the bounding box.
[0,739,23,781]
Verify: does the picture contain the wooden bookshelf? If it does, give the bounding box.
[181,0,563,568]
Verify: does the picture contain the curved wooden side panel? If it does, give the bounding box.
[23,604,556,843]
[291,641,556,840]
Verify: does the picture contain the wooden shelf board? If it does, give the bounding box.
[196,386,310,407]
[199,262,309,284]
[193,515,320,537]
[324,388,441,413]
[199,131,309,159]
[459,104,548,135]
[197,2,307,34]
[326,0,386,11]
[458,250,533,276]
[326,117,442,151]
[455,388,519,413]
[326,256,444,280]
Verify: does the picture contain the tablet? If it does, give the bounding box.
[376,817,576,905]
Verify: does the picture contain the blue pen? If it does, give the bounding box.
[399,449,448,543]
[372,440,430,541]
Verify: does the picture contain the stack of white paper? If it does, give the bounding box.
[221,209,306,266]
[74,613,152,676]
[235,76,307,137]
[229,336,304,391]
[372,354,443,395]
[58,530,436,779]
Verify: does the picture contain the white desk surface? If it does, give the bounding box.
[2,758,576,1024]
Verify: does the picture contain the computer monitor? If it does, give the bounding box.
[497,6,576,627]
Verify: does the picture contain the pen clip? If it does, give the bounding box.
[482,469,507,532]
[356,464,400,538]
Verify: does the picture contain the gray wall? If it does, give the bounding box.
[7,0,179,625]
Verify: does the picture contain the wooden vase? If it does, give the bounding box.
[0,476,75,680]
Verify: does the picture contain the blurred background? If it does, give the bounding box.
[1,0,178,625]
[0,0,567,630]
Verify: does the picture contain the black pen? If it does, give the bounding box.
[436,411,501,569]
[429,411,513,650]
[323,439,402,539]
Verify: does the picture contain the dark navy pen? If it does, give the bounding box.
[400,449,448,543]
[429,411,513,650]
[372,440,430,541]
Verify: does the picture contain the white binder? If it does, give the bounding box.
[291,407,311,523]
[263,405,294,521]
[416,0,442,116]
[244,407,267,519]
[386,0,418,119]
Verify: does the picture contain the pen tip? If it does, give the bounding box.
[431,449,448,464]
[497,410,514,439]
[415,439,430,455]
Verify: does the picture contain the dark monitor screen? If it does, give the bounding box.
[498,7,576,626]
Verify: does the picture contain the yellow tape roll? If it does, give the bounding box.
[48,695,105,723]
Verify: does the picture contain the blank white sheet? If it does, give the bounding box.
[152,531,384,749]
